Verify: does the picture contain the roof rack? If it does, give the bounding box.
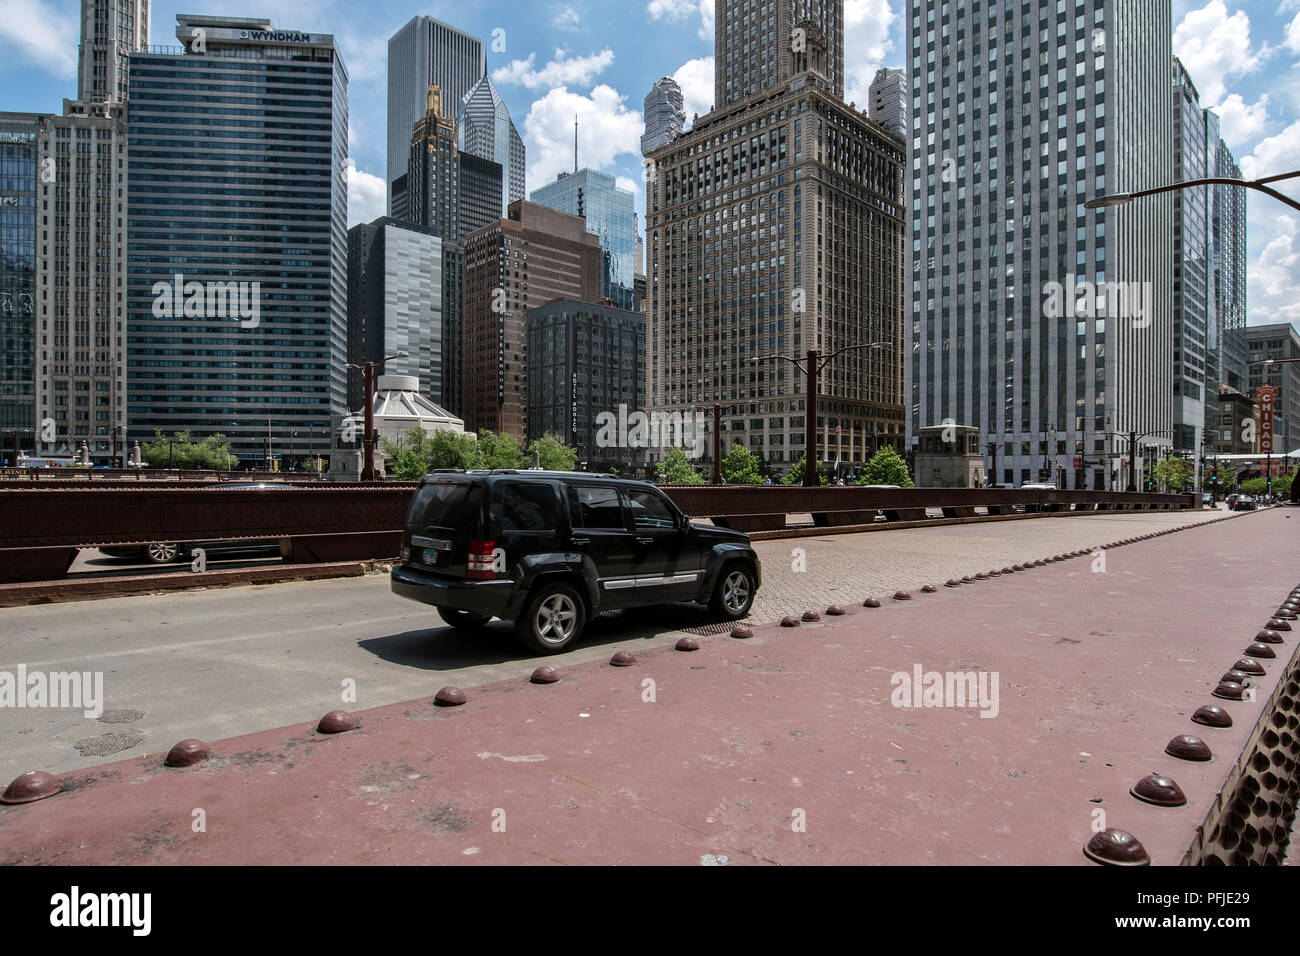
[425,468,621,479]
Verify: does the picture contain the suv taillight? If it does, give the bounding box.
[467,539,497,579]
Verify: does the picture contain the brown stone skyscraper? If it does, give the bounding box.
[713,0,844,109]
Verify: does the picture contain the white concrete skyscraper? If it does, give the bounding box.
[641,76,686,154]
[907,0,1176,490]
[76,0,150,104]
[869,68,908,138]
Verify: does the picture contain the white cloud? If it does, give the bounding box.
[523,84,643,193]
[1286,12,1300,54]
[1172,0,1268,105]
[0,0,77,77]
[1238,121,1300,328]
[553,4,581,30]
[346,159,387,227]
[844,0,899,109]
[493,48,615,90]
[647,0,714,44]
[1212,93,1269,150]
[672,56,715,123]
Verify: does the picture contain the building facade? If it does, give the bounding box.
[457,75,525,217]
[868,68,908,137]
[525,299,645,467]
[1211,133,1248,395]
[642,76,686,155]
[387,16,486,219]
[461,201,602,440]
[125,16,349,462]
[531,168,637,310]
[346,218,443,412]
[0,114,42,447]
[1246,324,1300,456]
[647,4,906,476]
[907,0,1176,491]
[77,0,151,105]
[713,0,845,109]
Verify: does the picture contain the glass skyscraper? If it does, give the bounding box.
[125,16,349,461]
[531,169,637,311]
[641,77,686,155]
[0,114,40,443]
[1172,57,1209,472]
[457,74,526,216]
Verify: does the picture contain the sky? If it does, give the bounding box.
[1,0,1297,330]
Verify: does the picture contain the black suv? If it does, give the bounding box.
[390,470,761,653]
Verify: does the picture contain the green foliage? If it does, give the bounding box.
[856,446,914,488]
[1153,456,1193,492]
[721,442,763,485]
[526,434,577,471]
[142,430,237,471]
[473,429,525,469]
[380,427,529,479]
[1242,474,1290,498]
[782,452,831,485]
[656,446,705,484]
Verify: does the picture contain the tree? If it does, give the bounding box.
[782,452,830,485]
[526,434,577,471]
[472,429,524,469]
[721,442,763,485]
[656,446,705,484]
[142,430,237,470]
[1153,456,1193,493]
[856,447,914,487]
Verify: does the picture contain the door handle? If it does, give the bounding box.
[571,537,591,545]
[636,536,654,545]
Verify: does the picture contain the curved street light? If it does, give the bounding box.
[1085,169,1300,213]
[344,351,410,481]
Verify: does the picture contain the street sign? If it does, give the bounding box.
[1073,457,1082,468]
[1256,386,1278,454]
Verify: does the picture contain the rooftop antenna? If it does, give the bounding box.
[574,114,578,173]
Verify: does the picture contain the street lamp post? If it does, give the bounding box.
[344,352,410,482]
[752,342,892,487]
[696,401,749,485]
[1086,169,1300,213]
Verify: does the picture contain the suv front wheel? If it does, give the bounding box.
[517,581,586,654]
[710,563,755,620]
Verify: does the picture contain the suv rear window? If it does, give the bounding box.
[567,485,626,529]
[408,481,481,531]
[492,482,560,532]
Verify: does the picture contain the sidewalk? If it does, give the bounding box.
[1,508,1295,865]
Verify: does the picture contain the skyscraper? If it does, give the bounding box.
[0,113,42,447]
[1171,58,1209,477]
[126,16,349,461]
[647,0,906,475]
[868,68,908,138]
[347,218,444,410]
[461,202,602,439]
[387,16,486,219]
[713,0,844,109]
[76,0,150,104]
[1210,133,1248,395]
[458,74,526,216]
[641,77,686,154]
[531,168,637,310]
[907,0,1175,491]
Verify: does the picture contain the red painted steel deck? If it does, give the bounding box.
[1,508,1295,865]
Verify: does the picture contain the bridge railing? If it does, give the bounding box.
[0,483,1195,584]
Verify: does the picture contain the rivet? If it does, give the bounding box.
[1130,773,1187,807]
[675,636,700,652]
[801,610,822,622]
[826,605,846,615]
[1012,564,1025,572]
[0,770,63,805]
[1214,681,1248,701]
[1222,671,1255,687]
[1233,658,1266,676]
[1255,629,1284,644]
[1266,619,1292,631]
[921,584,938,593]
[609,651,637,666]
[893,591,912,601]
[862,597,881,608]
[1244,643,1277,660]
[962,575,976,582]
[945,579,962,588]
[987,569,1001,576]
[1083,828,1151,866]
[1001,567,1015,575]
[1165,735,1212,761]
[1192,705,1233,728]
[530,666,560,683]
[316,711,356,734]
[780,615,801,627]
[434,686,468,705]
[164,739,211,768]
[975,572,989,580]
[730,624,754,638]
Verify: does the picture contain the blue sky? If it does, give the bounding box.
[2,0,1298,328]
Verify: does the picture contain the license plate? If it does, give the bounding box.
[422,549,443,565]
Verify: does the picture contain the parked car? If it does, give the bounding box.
[391,470,762,654]
[98,482,292,564]
[1225,493,1241,510]
[1201,493,1214,506]
[1020,482,1057,490]
[1231,495,1256,512]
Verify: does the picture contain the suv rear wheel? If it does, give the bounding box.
[710,563,755,620]
[437,607,492,631]
[517,582,586,654]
